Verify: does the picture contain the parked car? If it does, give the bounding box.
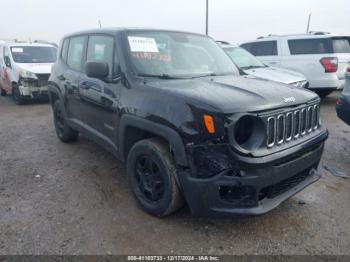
[0,41,57,104]
[240,32,350,98]
[49,28,328,217]
[336,66,350,125]
[219,42,308,88]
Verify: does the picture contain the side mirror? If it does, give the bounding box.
[4,56,11,68]
[85,61,109,80]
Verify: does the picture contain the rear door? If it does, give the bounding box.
[281,38,334,88]
[241,40,281,66]
[62,35,88,122]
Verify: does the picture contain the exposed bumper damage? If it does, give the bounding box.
[18,77,49,98]
[178,129,328,217]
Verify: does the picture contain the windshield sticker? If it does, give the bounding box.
[128,37,159,53]
[12,47,23,53]
[132,52,171,62]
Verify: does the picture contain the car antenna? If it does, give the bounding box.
[306,13,311,33]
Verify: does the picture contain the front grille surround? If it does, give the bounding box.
[264,103,320,149]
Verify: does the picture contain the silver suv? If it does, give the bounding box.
[241,32,350,98]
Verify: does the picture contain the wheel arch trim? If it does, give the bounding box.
[119,115,188,167]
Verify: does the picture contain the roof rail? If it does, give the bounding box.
[308,31,331,35]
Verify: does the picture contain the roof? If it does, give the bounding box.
[2,42,56,48]
[62,27,209,39]
[250,32,350,42]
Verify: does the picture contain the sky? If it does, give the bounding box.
[1,0,349,44]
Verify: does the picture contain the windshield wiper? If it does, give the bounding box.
[190,72,235,79]
[240,65,266,70]
[137,73,184,79]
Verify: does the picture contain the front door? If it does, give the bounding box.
[78,34,121,150]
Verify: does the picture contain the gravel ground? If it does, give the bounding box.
[0,91,349,255]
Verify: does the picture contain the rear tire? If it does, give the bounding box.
[127,138,184,217]
[12,84,25,105]
[53,100,79,143]
[0,88,6,96]
[317,90,333,99]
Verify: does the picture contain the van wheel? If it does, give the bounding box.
[12,84,24,105]
[127,138,184,217]
[0,88,6,96]
[53,100,79,143]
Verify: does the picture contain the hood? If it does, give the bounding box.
[15,63,54,74]
[145,75,318,114]
[243,66,306,84]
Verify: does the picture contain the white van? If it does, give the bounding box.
[0,41,57,104]
[240,32,350,97]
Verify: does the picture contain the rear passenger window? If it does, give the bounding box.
[288,39,332,55]
[87,35,117,77]
[67,36,86,71]
[241,41,277,56]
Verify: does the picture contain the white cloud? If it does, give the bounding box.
[0,0,349,44]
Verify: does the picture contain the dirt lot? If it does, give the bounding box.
[0,91,349,255]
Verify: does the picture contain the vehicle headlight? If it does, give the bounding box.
[233,115,266,151]
[20,70,38,79]
[291,80,308,88]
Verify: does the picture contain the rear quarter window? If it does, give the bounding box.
[288,38,332,55]
[332,38,350,53]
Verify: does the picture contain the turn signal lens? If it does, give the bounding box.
[203,115,215,134]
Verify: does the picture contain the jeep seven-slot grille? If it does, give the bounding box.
[266,103,320,148]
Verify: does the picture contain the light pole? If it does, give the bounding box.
[205,0,209,35]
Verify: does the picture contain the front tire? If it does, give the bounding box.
[53,100,79,143]
[127,138,184,217]
[12,84,25,105]
[0,88,6,96]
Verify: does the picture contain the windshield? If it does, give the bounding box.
[10,46,57,63]
[224,47,266,70]
[125,31,239,78]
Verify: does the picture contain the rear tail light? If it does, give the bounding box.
[320,57,338,73]
[336,98,343,105]
[347,66,350,73]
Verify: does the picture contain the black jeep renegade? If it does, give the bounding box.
[49,28,328,217]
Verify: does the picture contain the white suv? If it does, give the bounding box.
[240,32,350,97]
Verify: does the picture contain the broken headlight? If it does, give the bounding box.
[233,115,266,151]
[20,70,38,80]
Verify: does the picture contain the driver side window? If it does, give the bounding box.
[87,35,119,77]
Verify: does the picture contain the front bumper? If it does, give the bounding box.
[178,130,327,217]
[19,85,48,97]
[336,95,350,126]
